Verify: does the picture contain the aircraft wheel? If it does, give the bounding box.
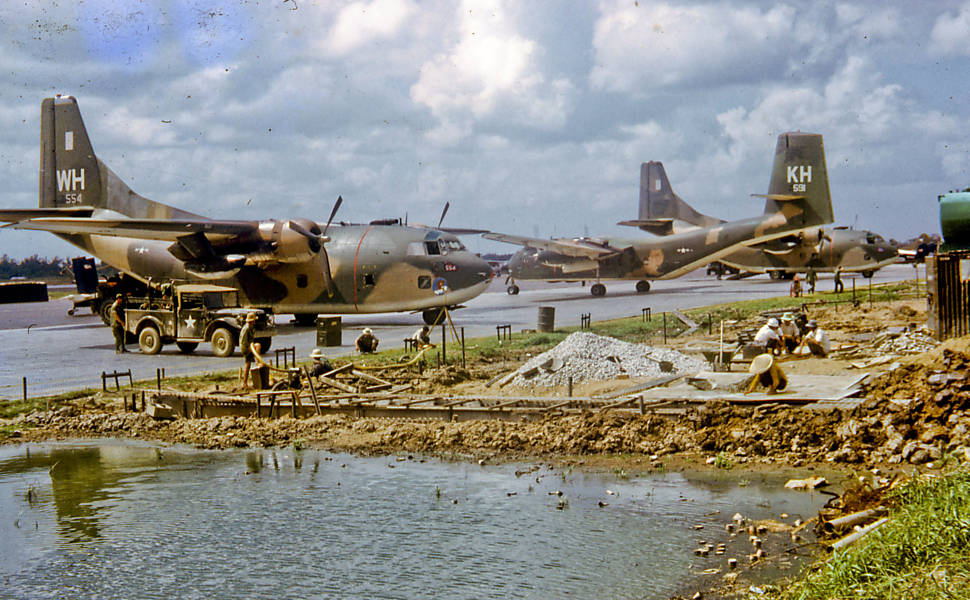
[293,313,317,327]
[768,270,782,280]
[423,307,447,326]
[138,326,163,355]
[507,285,520,295]
[862,270,874,278]
[255,337,273,352]
[590,283,606,297]
[176,341,198,354]
[211,327,236,358]
[635,280,651,293]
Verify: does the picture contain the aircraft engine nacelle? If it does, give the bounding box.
[253,219,324,264]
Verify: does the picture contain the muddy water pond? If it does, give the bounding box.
[0,441,827,599]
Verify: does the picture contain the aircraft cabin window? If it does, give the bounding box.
[418,275,431,289]
[425,241,441,255]
[363,273,376,286]
[297,274,308,288]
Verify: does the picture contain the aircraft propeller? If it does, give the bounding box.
[437,201,450,229]
[281,195,343,296]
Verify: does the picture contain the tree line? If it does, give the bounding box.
[0,255,68,279]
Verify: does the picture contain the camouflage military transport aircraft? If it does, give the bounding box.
[484,132,835,296]
[0,97,493,325]
[639,162,897,278]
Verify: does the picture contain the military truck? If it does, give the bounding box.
[124,284,275,356]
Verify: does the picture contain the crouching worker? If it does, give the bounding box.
[803,320,830,357]
[308,348,333,377]
[355,328,379,354]
[412,325,434,349]
[745,353,788,395]
[754,318,784,355]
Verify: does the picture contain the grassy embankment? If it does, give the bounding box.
[1,279,918,423]
[758,466,970,599]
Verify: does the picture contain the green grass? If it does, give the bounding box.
[762,467,970,599]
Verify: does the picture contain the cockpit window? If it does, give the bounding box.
[425,241,441,255]
[436,238,465,254]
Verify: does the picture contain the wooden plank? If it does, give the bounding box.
[302,366,322,416]
[317,374,356,394]
[351,369,392,386]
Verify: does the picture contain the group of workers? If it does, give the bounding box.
[235,320,437,389]
[747,311,831,395]
[754,312,830,358]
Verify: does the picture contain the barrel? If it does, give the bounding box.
[316,316,342,347]
[537,306,555,332]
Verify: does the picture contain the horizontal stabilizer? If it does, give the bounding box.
[8,217,258,242]
[751,193,805,202]
[0,208,94,222]
[617,219,675,236]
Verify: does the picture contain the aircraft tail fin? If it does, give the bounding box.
[639,161,724,227]
[760,133,834,227]
[39,96,200,219]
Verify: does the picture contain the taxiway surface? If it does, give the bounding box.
[0,265,920,397]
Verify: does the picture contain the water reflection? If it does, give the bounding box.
[0,442,827,600]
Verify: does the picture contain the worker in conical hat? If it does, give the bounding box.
[745,353,788,395]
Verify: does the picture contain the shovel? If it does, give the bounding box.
[644,352,675,373]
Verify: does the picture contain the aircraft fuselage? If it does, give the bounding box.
[58,222,493,314]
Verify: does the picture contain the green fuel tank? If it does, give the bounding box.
[939,189,970,251]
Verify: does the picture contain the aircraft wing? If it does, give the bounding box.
[0,208,94,222]
[6,217,258,243]
[483,232,621,259]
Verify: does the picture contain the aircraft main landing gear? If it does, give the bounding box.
[507,284,520,295]
[635,280,651,293]
[423,307,448,325]
[590,283,606,297]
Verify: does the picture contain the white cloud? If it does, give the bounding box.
[410,0,573,143]
[929,2,970,56]
[591,2,800,93]
[324,0,414,55]
[712,56,905,172]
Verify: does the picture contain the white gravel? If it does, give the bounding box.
[509,331,707,387]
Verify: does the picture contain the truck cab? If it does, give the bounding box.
[125,284,275,356]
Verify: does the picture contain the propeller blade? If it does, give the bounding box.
[437,201,450,229]
[323,195,343,236]
[288,220,322,253]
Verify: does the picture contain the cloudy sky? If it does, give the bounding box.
[0,0,968,260]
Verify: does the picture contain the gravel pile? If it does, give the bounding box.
[509,332,707,387]
[872,328,939,355]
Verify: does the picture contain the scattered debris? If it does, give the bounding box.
[784,476,827,490]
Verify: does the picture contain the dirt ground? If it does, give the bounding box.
[5,297,957,600]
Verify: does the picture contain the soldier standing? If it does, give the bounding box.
[110,294,127,353]
[806,267,817,294]
[833,265,844,293]
[239,312,257,388]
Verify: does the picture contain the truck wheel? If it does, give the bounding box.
[255,337,272,353]
[138,326,163,355]
[99,302,112,326]
[211,327,236,357]
[176,341,198,354]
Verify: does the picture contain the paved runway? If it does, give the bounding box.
[0,264,921,398]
